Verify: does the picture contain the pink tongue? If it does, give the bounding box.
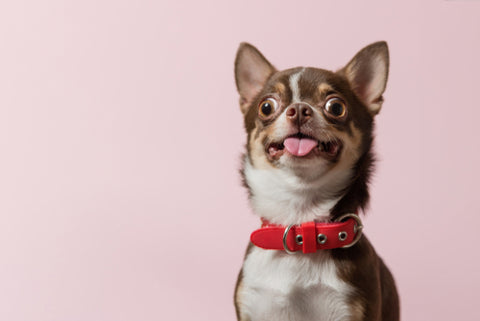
[284,137,318,156]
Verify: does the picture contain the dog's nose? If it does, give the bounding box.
[286,103,313,125]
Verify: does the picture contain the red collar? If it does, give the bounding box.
[250,214,363,254]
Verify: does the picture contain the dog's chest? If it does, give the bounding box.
[239,247,354,321]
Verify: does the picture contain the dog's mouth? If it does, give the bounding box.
[267,133,342,161]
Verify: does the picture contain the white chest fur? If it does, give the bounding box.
[239,247,354,321]
[243,158,352,225]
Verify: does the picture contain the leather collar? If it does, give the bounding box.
[250,214,363,254]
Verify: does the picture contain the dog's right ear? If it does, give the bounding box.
[235,43,275,114]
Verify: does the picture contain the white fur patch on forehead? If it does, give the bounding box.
[289,68,305,103]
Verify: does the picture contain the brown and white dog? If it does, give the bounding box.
[233,42,399,321]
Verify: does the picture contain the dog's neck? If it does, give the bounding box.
[243,156,355,225]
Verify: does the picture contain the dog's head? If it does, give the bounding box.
[235,42,389,223]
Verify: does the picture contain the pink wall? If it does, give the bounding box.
[1,0,479,320]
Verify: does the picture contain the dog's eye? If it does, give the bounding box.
[325,98,347,118]
[258,98,279,118]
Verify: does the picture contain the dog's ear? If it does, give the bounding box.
[340,41,389,115]
[235,43,276,114]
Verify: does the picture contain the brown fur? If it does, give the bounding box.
[234,42,399,321]
[234,243,254,321]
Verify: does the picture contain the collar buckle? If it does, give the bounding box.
[282,224,297,254]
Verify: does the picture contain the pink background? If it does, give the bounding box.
[0,0,479,320]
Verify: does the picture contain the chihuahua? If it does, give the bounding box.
[233,42,399,321]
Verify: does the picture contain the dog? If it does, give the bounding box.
[233,41,399,321]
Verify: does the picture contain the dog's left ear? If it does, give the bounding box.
[340,41,389,115]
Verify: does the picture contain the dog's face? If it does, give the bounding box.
[235,42,389,222]
[235,42,389,182]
